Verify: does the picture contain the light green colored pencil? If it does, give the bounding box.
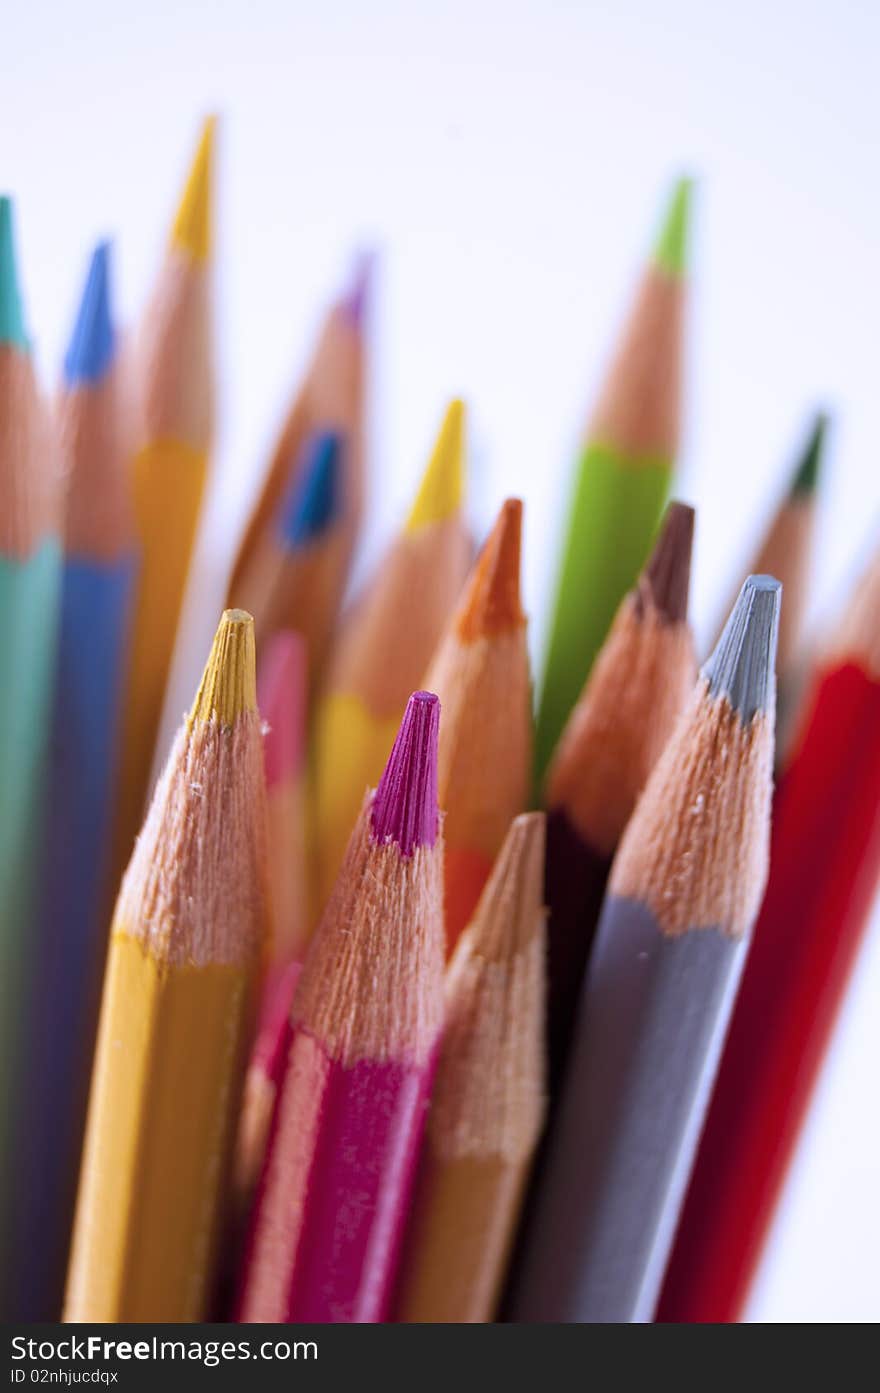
[0,196,62,1311]
[535,179,692,786]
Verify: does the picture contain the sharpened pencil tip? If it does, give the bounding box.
[190,609,257,728]
[466,812,546,961]
[340,250,374,328]
[457,498,525,641]
[641,501,695,624]
[703,575,781,723]
[789,411,829,499]
[371,691,440,855]
[280,431,344,547]
[653,175,693,278]
[64,242,115,386]
[406,399,466,533]
[171,116,216,264]
[0,196,27,349]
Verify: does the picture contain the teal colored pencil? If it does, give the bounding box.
[0,196,62,1313]
[535,179,692,786]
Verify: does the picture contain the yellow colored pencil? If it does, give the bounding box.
[65,610,269,1322]
[111,117,216,888]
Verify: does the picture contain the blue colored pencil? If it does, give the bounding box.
[12,244,136,1319]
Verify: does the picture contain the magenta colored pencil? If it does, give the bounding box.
[238,691,445,1322]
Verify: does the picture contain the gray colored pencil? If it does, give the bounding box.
[511,575,781,1324]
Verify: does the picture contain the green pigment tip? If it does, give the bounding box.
[789,411,829,499]
[653,176,693,279]
[0,197,27,350]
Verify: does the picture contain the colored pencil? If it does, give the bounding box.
[659,544,880,1324]
[511,576,780,1323]
[228,255,369,681]
[718,411,827,750]
[64,610,269,1322]
[228,429,347,679]
[111,117,216,887]
[0,196,62,1316]
[535,178,691,785]
[424,497,531,954]
[234,630,308,1212]
[10,244,136,1320]
[313,399,470,917]
[395,812,547,1323]
[238,690,445,1323]
[543,501,695,1091]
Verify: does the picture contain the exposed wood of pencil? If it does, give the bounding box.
[64,611,269,1322]
[239,692,445,1323]
[534,178,691,786]
[0,196,62,1319]
[395,813,547,1322]
[543,501,695,1090]
[110,117,215,893]
[313,400,470,916]
[424,497,531,953]
[10,243,137,1320]
[659,546,880,1324]
[511,576,779,1324]
[228,259,368,614]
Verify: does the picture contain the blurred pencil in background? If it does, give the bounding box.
[239,691,445,1323]
[395,812,547,1323]
[313,400,470,917]
[535,177,691,784]
[660,543,880,1324]
[65,611,269,1322]
[229,257,369,690]
[111,117,216,890]
[10,245,136,1319]
[512,576,780,1323]
[542,501,695,1092]
[425,497,531,953]
[0,197,62,1317]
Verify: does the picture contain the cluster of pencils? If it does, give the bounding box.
[1,115,878,1326]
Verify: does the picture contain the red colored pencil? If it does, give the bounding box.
[658,545,880,1323]
[238,691,445,1323]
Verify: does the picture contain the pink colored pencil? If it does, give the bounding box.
[237,691,445,1323]
[234,633,309,1210]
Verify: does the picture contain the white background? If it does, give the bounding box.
[4,0,879,1322]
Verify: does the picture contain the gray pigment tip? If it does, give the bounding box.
[702,574,781,722]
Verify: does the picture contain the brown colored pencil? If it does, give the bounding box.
[395,812,547,1323]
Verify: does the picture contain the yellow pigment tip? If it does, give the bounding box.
[171,116,216,264]
[406,398,466,533]
[189,609,256,727]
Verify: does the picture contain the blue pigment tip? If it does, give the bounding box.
[64,242,116,386]
[280,431,344,548]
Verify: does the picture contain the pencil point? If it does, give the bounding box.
[469,812,546,961]
[64,242,115,386]
[171,116,216,264]
[340,250,374,328]
[190,609,257,728]
[456,498,525,641]
[653,176,693,278]
[789,411,829,499]
[371,691,440,855]
[259,631,307,787]
[703,575,781,723]
[280,431,343,547]
[641,501,695,623]
[0,196,27,349]
[406,399,466,533]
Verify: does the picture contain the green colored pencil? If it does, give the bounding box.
[0,196,62,1312]
[535,178,692,785]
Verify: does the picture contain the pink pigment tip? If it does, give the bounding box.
[340,250,374,329]
[371,691,439,856]
[258,631,307,788]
